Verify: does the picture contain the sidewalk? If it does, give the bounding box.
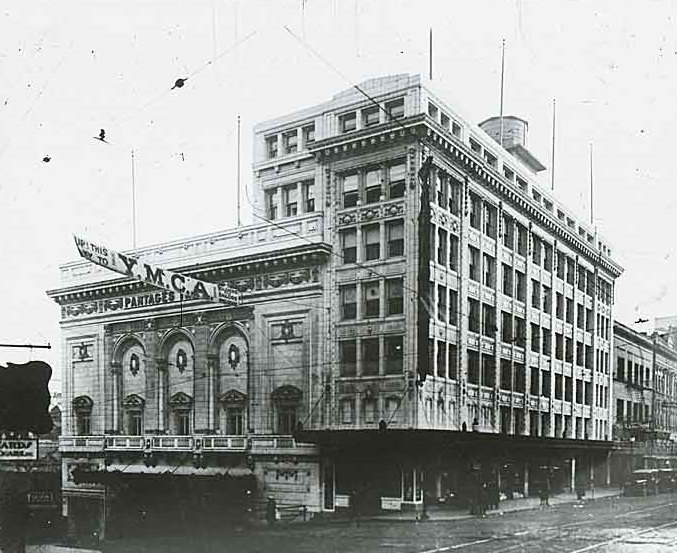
[27,546,100,553]
[364,487,622,522]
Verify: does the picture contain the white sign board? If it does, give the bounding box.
[74,235,240,305]
[0,439,38,460]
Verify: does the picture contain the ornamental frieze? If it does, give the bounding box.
[337,201,404,228]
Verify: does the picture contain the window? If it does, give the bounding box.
[484,150,497,168]
[542,329,551,356]
[384,220,403,257]
[449,235,459,271]
[365,169,381,204]
[531,324,540,353]
[448,177,461,215]
[364,224,380,261]
[482,304,496,337]
[566,258,575,285]
[483,254,495,288]
[440,112,450,129]
[503,166,515,181]
[175,412,190,435]
[502,311,512,342]
[343,174,358,208]
[386,278,404,315]
[284,185,298,217]
[362,106,380,127]
[266,135,278,159]
[302,181,315,212]
[543,285,552,312]
[283,130,298,154]
[449,290,458,325]
[437,285,447,322]
[469,246,480,281]
[302,124,315,145]
[448,344,458,380]
[617,357,625,381]
[556,293,564,319]
[363,398,376,424]
[266,190,278,220]
[436,340,447,377]
[452,121,462,137]
[468,351,480,384]
[128,412,142,436]
[503,215,514,249]
[339,398,355,424]
[388,163,406,199]
[565,337,573,363]
[225,407,244,435]
[484,204,497,237]
[515,271,526,301]
[515,363,526,392]
[516,224,527,255]
[469,193,481,230]
[576,304,585,330]
[340,285,357,320]
[531,279,540,309]
[555,334,564,360]
[437,228,447,265]
[555,374,563,400]
[515,317,526,347]
[76,413,91,436]
[428,102,439,120]
[500,359,512,390]
[556,252,565,279]
[468,299,480,333]
[385,98,404,119]
[385,335,404,374]
[277,405,298,434]
[543,243,553,272]
[470,138,482,154]
[339,340,357,376]
[363,281,380,318]
[482,354,495,387]
[341,229,357,264]
[340,111,357,132]
[566,298,574,323]
[502,264,513,296]
[362,338,380,375]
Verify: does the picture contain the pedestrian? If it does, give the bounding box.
[266,497,277,527]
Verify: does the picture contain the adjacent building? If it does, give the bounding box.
[49,74,625,538]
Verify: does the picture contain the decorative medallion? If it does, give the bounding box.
[74,342,92,362]
[228,344,241,370]
[129,353,140,376]
[176,349,188,373]
[279,320,295,342]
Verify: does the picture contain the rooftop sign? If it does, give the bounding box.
[74,235,240,306]
[0,439,38,461]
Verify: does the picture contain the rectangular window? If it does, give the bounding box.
[530,367,540,395]
[502,311,512,343]
[364,224,380,261]
[437,228,447,265]
[469,246,480,281]
[503,215,514,249]
[302,181,315,213]
[556,293,564,319]
[532,235,542,265]
[566,258,575,285]
[531,324,540,353]
[543,285,552,312]
[363,281,380,318]
[386,278,404,315]
[502,264,513,297]
[484,150,497,168]
[543,243,553,272]
[176,412,190,435]
[362,337,380,375]
[448,178,461,215]
[436,340,446,377]
[484,204,497,237]
[516,224,527,256]
[283,130,298,154]
[468,299,480,333]
[482,304,496,337]
[387,220,404,257]
[265,190,278,220]
[340,112,357,132]
[302,124,315,145]
[389,163,406,199]
[339,340,357,376]
[483,254,495,288]
[265,135,278,159]
[542,329,551,356]
[340,284,357,320]
[385,335,404,374]
[385,98,405,119]
[515,317,526,348]
[565,337,573,363]
[363,398,376,424]
[452,121,462,137]
[576,304,585,330]
[448,344,458,380]
[341,229,357,264]
[617,357,625,381]
[77,413,91,436]
[225,407,244,435]
[449,290,458,326]
[129,412,142,436]
[515,271,526,301]
[531,279,540,309]
[284,185,298,217]
[556,252,565,280]
[437,285,447,323]
[555,374,563,400]
[514,363,526,393]
[500,359,512,390]
[469,193,481,230]
[362,106,380,127]
[468,351,480,384]
[365,169,381,204]
[343,174,359,208]
[482,354,495,387]
[340,399,355,424]
[566,298,574,324]
[436,173,446,207]
[449,235,459,271]
[555,333,564,360]
[277,406,298,434]
[440,112,450,129]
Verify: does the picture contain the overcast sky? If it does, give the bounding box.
[1,0,675,387]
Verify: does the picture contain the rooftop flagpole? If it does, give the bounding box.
[499,39,506,147]
[429,28,433,80]
[237,115,242,227]
[589,142,594,226]
[551,99,556,191]
[131,149,137,248]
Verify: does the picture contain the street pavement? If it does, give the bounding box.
[26,489,677,553]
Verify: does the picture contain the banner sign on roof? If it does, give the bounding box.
[73,235,240,306]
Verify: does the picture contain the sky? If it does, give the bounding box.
[1,0,675,390]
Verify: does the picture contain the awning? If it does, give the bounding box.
[105,464,253,478]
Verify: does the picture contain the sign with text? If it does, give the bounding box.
[74,235,240,305]
[0,439,38,460]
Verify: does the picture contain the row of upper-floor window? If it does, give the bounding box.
[265,180,315,220]
[338,98,405,134]
[338,395,402,426]
[654,369,677,397]
[429,216,613,305]
[340,161,407,208]
[340,220,404,264]
[616,399,651,424]
[616,356,654,388]
[338,335,404,377]
[339,278,404,320]
[265,124,315,159]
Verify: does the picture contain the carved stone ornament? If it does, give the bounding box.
[279,320,295,342]
[72,395,94,414]
[271,385,302,404]
[227,344,241,370]
[218,388,247,407]
[129,353,140,376]
[121,394,146,411]
[169,391,193,411]
[176,349,188,373]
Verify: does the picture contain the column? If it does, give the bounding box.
[207,354,219,431]
[110,362,121,433]
[570,457,576,492]
[156,359,168,432]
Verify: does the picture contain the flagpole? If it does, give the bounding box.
[429,28,433,80]
[589,142,594,226]
[131,149,137,248]
[237,115,241,227]
[499,39,506,147]
[551,99,556,191]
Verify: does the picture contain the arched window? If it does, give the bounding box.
[121,394,145,435]
[72,395,93,436]
[218,389,247,435]
[169,392,193,435]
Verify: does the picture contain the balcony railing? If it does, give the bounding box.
[60,434,317,455]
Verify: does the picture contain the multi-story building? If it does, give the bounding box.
[49,74,624,538]
[611,321,677,483]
